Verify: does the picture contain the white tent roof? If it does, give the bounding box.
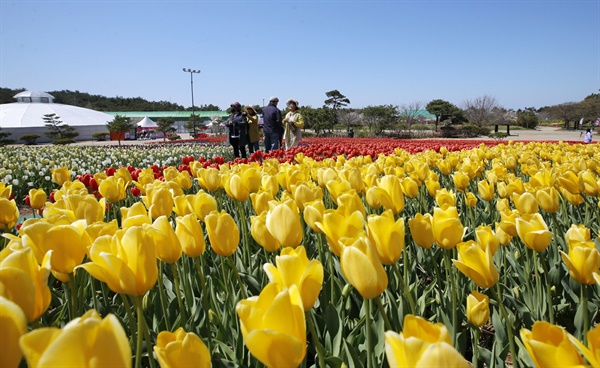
[0,102,115,128]
[137,116,158,128]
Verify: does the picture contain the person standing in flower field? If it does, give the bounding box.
[584,128,593,143]
[245,105,260,154]
[262,96,282,152]
[283,98,304,149]
[226,102,247,158]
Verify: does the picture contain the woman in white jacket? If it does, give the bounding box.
[283,98,304,149]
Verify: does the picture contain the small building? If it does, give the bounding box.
[105,111,229,134]
[0,90,114,143]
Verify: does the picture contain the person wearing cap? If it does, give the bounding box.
[245,105,260,153]
[283,98,304,149]
[262,96,283,152]
[226,102,247,158]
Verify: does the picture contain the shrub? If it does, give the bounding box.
[168,134,181,141]
[440,125,458,138]
[92,132,109,141]
[488,132,508,141]
[52,138,76,145]
[19,134,40,145]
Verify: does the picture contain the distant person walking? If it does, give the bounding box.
[584,128,593,144]
[283,98,304,149]
[245,105,260,153]
[226,102,247,158]
[262,96,282,152]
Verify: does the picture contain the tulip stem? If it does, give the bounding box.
[472,327,480,368]
[236,200,251,267]
[581,285,588,345]
[157,262,170,330]
[428,248,445,311]
[540,253,554,324]
[67,272,78,319]
[121,294,137,340]
[194,256,212,350]
[533,251,543,321]
[374,296,394,331]
[491,284,518,368]
[306,310,327,368]
[132,295,156,368]
[392,263,416,315]
[443,251,457,346]
[170,262,187,328]
[228,256,247,300]
[365,298,374,368]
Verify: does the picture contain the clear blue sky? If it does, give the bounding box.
[1,0,598,111]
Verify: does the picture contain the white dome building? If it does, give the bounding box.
[0,90,113,143]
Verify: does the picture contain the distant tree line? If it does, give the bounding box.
[0,87,221,112]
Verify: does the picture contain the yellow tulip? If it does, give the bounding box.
[28,188,47,210]
[175,214,206,258]
[477,180,495,201]
[536,186,560,213]
[516,213,552,252]
[266,200,303,248]
[0,182,12,199]
[173,196,192,217]
[120,202,152,230]
[223,172,250,202]
[315,209,365,257]
[337,191,366,218]
[512,191,539,215]
[340,236,388,299]
[98,176,128,203]
[432,206,464,250]
[0,198,19,231]
[114,167,133,185]
[197,167,221,192]
[466,290,490,327]
[317,167,339,188]
[496,181,508,198]
[77,226,158,296]
[236,283,306,368]
[263,246,324,310]
[175,171,193,191]
[560,242,600,285]
[260,174,280,197]
[557,171,582,195]
[0,296,27,368]
[408,213,435,249]
[205,210,240,257]
[565,224,592,246]
[452,171,470,192]
[475,225,500,256]
[250,190,274,216]
[51,167,71,186]
[465,192,478,208]
[325,178,353,203]
[385,315,469,368]
[187,191,217,222]
[145,186,175,219]
[520,321,585,367]
[20,221,88,276]
[435,188,457,210]
[579,171,599,196]
[499,209,519,237]
[303,199,325,233]
[367,209,405,265]
[85,220,118,242]
[19,309,131,368]
[453,240,498,289]
[0,247,51,321]
[290,182,323,211]
[250,211,281,252]
[494,222,513,246]
[241,165,262,193]
[560,187,584,206]
[377,175,406,214]
[340,167,364,193]
[163,166,180,182]
[154,327,211,368]
[150,216,182,264]
[425,178,441,197]
[401,177,419,199]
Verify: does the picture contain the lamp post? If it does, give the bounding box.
[183,68,201,137]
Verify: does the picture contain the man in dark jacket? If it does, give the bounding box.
[262,96,282,152]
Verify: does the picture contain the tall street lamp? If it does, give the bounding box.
[183,68,201,137]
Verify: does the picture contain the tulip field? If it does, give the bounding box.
[0,138,599,368]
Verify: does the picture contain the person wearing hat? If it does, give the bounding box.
[283,98,304,149]
[226,102,247,158]
[245,105,260,153]
[262,96,283,152]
